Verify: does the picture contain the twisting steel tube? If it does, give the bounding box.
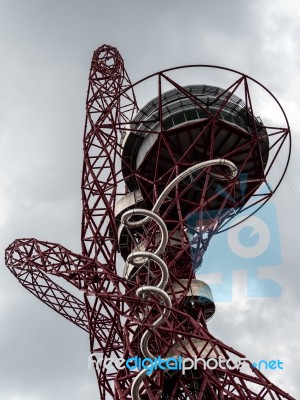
[121,209,171,400]
[121,159,238,400]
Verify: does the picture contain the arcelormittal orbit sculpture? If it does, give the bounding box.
[5,44,294,399]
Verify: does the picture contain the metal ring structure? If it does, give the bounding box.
[116,64,291,233]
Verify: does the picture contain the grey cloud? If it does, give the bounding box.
[0,0,299,398]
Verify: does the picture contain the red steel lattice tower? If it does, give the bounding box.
[5,44,295,399]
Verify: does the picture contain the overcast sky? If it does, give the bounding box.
[0,0,299,399]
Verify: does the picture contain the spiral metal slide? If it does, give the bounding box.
[121,159,238,400]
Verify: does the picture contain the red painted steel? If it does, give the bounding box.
[5,44,294,399]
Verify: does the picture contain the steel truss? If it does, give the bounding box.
[5,44,294,399]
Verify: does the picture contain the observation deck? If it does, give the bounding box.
[121,85,269,200]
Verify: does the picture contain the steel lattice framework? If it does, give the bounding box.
[5,44,295,399]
